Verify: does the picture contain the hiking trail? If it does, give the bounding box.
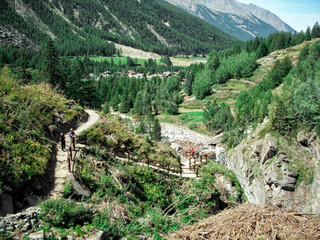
[112,112,216,179]
[49,110,100,199]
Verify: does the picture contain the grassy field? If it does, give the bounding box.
[89,56,207,67]
[89,56,165,65]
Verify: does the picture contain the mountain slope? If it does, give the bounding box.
[166,0,295,40]
[1,0,241,56]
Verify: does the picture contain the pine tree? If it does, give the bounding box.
[311,22,320,39]
[305,27,312,41]
[184,70,194,96]
[66,58,84,100]
[152,118,161,141]
[164,55,172,67]
[119,89,130,113]
[42,39,62,87]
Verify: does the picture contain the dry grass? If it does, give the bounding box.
[167,202,320,240]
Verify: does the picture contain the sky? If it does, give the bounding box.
[239,0,320,32]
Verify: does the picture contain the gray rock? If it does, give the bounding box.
[264,154,298,192]
[260,135,277,164]
[170,143,182,152]
[87,230,107,240]
[71,179,91,197]
[0,193,13,216]
[67,235,74,240]
[215,147,227,166]
[26,195,39,206]
[28,231,45,240]
[31,218,38,226]
[251,141,263,158]
[297,130,320,162]
[0,220,6,229]
[22,222,31,232]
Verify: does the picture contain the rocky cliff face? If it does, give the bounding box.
[166,0,294,40]
[217,121,320,213]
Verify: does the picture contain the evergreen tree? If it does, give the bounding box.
[184,70,194,96]
[305,27,312,41]
[133,91,144,114]
[119,89,131,113]
[165,76,180,93]
[311,22,320,39]
[164,56,172,67]
[42,39,62,87]
[66,58,84,100]
[152,118,161,141]
[78,78,97,107]
[256,42,268,58]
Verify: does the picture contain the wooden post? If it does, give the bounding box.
[189,158,191,170]
[196,167,199,177]
[167,163,170,174]
[67,145,72,172]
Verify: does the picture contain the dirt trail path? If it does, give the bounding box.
[49,110,100,199]
[111,112,214,179]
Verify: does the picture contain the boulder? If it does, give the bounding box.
[87,230,107,240]
[260,135,277,164]
[71,179,91,198]
[251,140,263,158]
[264,153,298,192]
[297,130,320,162]
[0,193,13,217]
[28,231,45,240]
[26,195,38,206]
[215,147,227,166]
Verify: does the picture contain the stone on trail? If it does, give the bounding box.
[71,179,91,197]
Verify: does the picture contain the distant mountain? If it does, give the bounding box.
[165,0,295,40]
[0,0,241,56]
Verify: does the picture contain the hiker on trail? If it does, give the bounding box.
[69,128,77,150]
[191,148,195,158]
[59,132,66,151]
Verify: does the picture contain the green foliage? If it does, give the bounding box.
[0,67,83,194]
[200,161,247,202]
[42,39,61,87]
[203,101,233,133]
[291,79,320,126]
[193,68,212,99]
[103,102,110,114]
[165,76,180,93]
[39,199,94,228]
[151,118,162,141]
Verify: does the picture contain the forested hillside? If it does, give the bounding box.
[0,0,240,56]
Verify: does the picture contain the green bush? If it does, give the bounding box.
[39,199,94,228]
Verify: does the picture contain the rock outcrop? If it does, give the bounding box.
[0,25,39,51]
[221,124,320,213]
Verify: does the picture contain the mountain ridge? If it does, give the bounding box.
[1,0,241,56]
[165,0,295,40]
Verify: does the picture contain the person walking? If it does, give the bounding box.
[69,128,77,150]
[59,132,66,151]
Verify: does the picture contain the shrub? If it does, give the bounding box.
[39,199,94,228]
